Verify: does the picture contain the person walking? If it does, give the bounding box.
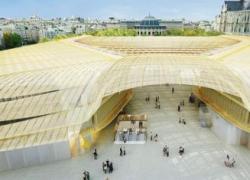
[83,171,87,180]
[166,147,169,157]
[178,105,181,112]
[120,147,123,156]
[163,146,167,156]
[106,160,110,169]
[103,163,107,174]
[123,146,126,156]
[154,134,158,142]
[150,131,153,141]
[179,146,184,156]
[102,162,106,172]
[86,171,90,180]
[172,87,175,94]
[83,171,90,180]
[231,158,236,167]
[93,148,98,160]
[163,146,166,156]
[109,162,113,173]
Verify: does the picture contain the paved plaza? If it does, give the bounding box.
[1,85,250,180]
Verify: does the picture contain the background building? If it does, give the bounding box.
[14,24,40,44]
[198,20,213,32]
[216,0,250,34]
[121,15,183,36]
[134,15,167,36]
[0,16,87,46]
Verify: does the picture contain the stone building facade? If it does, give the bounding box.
[216,0,250,34]
[121,15,183,36]
[134,15,167,36]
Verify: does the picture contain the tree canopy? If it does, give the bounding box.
[87,27,221,37]
[163,28,222,36]
[3,32,22,49]
[87,28,137,36]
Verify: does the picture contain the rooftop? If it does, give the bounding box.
[143,15,157,21]
[0,35,250,151]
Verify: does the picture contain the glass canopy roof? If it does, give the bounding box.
[0,35,249,151]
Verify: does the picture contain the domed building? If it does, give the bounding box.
[120,14,183,36]
[134,15,166,36]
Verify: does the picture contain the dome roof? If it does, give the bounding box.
[143,15,157,21]
[140,15,160,26]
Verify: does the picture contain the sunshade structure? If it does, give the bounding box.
[0,35,250,154]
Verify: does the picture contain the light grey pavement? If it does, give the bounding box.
[1,85,250,180]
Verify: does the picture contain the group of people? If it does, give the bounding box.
[102,160,114,174]
[145,95,150,103]
[178,99,187,125]
[145,95,161,109]
[120,146,126,156]
[82,170,90,180]
[150,132,159,142]
[224,154,236,168]
[179,118,186,125]
[90,148,116,178]
[162,145,185,157]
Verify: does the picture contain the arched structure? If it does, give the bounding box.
[0,35,250,170]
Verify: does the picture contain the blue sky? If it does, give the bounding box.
[0,0,225,20]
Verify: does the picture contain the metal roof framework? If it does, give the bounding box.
[0,35,250,151]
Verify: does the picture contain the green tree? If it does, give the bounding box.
[12,33,22,47]
[3,32,22,49]
[162,28,222,37]
[87,28,137,36]
[163,29,183,36]
[71,27,77,34]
